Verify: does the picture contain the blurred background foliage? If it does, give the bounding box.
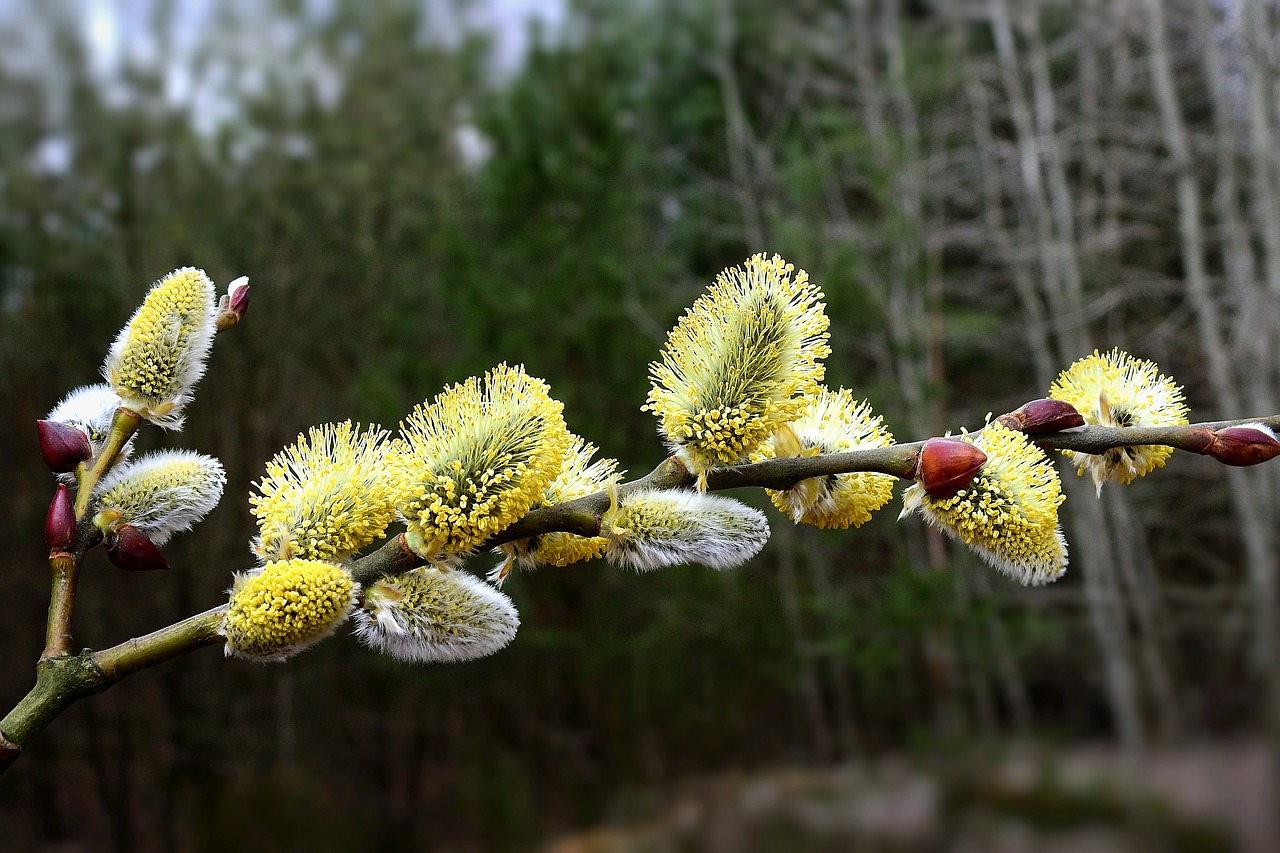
[2,0,1279,849]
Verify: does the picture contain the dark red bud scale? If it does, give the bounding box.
[918,438,988,499]
[1207,426,1280,467]
[36,420,92,473]
[229,282,250,318]
[996,399,1086,434]
[45,484,75,551]
[105,525,171,572]
[1019,399,1086,434]
[216,279,250,332]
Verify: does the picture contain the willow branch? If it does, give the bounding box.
[72,408,141,519]
[351,409,1280,585]
[41,514,105,660]
[41,409,141,661]
[1028,417,1280,453]
[2,607,225,773]
[11,404,1276,772]
[92,607,226,680]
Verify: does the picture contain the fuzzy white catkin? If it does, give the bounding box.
[96,450,227,545]
[47,384,135,477]
[103,267,217,429]
[353,568,520,664]
[604,488,770,572]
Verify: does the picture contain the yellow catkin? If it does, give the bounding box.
[603,488,770,572]
[644,254,830,486]
[96,450,226,545]
[354,568,520,663]
[396,363,572,561]
[494,435,622,580]
[901,423,1068,585]
[251,422,403,563]
[104,267,216,427]
[752,388,895,529]
[1048,348,1188,493]
[223,559,355,661]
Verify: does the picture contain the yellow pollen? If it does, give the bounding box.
[397,364,571,559]
[251,422,403,563]
[753,389,895,529]
[644,253,830,483]
[106,267,215,425]
[223,559,354,660]
[1049,348,1188,491]
[902,423,1067,585]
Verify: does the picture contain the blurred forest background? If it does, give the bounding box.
[4,0,1280,849]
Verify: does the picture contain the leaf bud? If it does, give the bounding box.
[1206,424,1280,467]
[45,484,75,551]
[105,525,171,572]
[216,275,250,331]
[996,399,1086,434]
[36,419,92,473]
[917,437,988,499]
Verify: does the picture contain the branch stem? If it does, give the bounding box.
[93,607,226,680]
[346,412,1280,583]
[42,552,78,659]
[1,607,225,773]
[72,408,141,519]
[41,409,140,660]
[9,403,1280,773]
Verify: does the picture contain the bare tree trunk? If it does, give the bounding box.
[1197,9,1280,720]
[803,535,862,757]
[1235,4,1280,731]
[713,0,769,249]
[988,0,1148,755]
[1240,1,1280,303]
[854,0,972,735]
[1078,0,1124,250]
[850,0,935,433]
[971,570,1033,736]
[987,0,1077,359]
[1203,0,1280,833]
[775,522,834,761]
[1070,483,1146,752]
[955,567,999,739]
[1028,2,1186,743]
[712,1,844,760]
[1106,497,1184,739]
[958,16,1055,381]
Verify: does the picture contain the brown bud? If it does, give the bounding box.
[105,525,171,572]
[36,419,92,473]
[45,484,75,551]
[998,399,1086,434]
[1206,425,1280,467]
[918,437,988,499]
[994,413,1022,431]
[1018,398,1086,434]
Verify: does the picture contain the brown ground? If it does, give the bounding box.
[548,740,1270,852]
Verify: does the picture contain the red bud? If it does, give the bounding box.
[1020,398,1086,433]
[997,399,1086,434]
[216,277,250,331]
[105,525,171,572]
[918,438,988,499]
[1207,425,1280,467]
[45,484,75,550]
[229,278,250,318]
[36,419,92,473]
